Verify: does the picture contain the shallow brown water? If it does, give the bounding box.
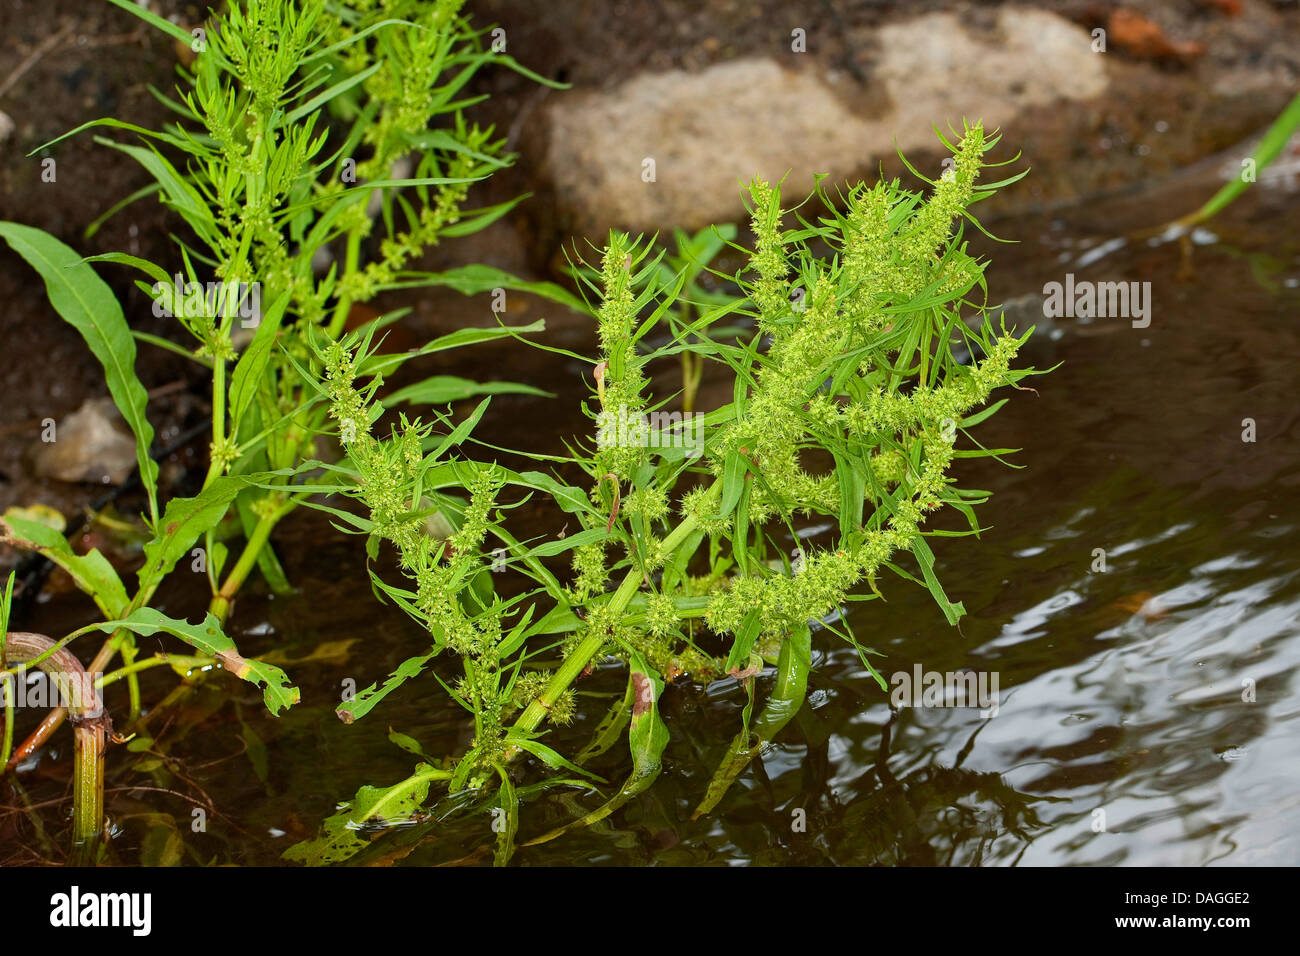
[5,159,1299,866]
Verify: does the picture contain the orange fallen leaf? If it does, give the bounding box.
[1108,9,1205,63]
[1203,0,1242,16]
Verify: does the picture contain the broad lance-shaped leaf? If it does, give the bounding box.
[93,607,299,715]
[282,764,449,866]
[692,623,811,819]
[388,729,432,760]
[336,652,434,724]
[0,514,129,619]
[720,450,748,519]
[0,222,159,522]
[524,654,668,846]
[515,470,592,516]
[137,477,247,594]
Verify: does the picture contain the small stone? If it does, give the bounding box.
[30,398,138,485]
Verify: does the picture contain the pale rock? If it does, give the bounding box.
[543,8,1108,237]
[31,397,138,485]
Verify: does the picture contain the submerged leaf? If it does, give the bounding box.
[574,678,635,765]
[493,770,519,867]
[283,765,448,866]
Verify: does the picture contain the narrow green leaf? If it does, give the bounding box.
[959,397,1008,429]
[525,526,609,559]
[94,139,215,239]
[505,732,606,783]
[284,62,383,124]
[229,289,291,432]
[1186,90,1300,225]
[82,251,171,286]
[386,376,550,406]
[105,0,196,45]
[425,397,490,462]
[724,607,762,675]
[360,319,546,375]
[910,535,965,626]
[834,451,866,537]
[132,330,211,367]
[336,652,435,724]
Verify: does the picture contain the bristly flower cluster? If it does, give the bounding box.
[560,122,1035,673]
[703,123,1028,644]
[318,331,573,778]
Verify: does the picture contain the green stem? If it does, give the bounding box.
[3,631,108,850]
[512,481,719,736]
[209,500,288,622]
[120,640,141,721]
[203,356,228,487]
[72,721,104,856]
[0,676,14,769]
[681,351,701,415]
[98,654,209,688]
[326,227,363,339]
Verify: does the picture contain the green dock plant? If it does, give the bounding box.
[287,121,1043,864]
[0,0,563,853]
